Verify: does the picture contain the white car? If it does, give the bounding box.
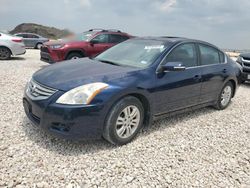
[0,32,26,60]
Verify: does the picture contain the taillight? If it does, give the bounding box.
[12,38,22,43]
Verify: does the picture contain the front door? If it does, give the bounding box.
[88,34,113,57]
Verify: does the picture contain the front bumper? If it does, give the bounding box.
[40,51,55,63]
[40,46,65,63]
[23,92,107,140]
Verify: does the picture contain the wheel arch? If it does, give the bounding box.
[0,46,12,55]
[228,79,237,98]
[65,49,86,59]
[35,42,43,48]
[106,92,153,128]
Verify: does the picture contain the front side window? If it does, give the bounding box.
[75,32,94,41]
[199,44,220,65]
[164,43,198,67]
[91,34,109,44]
[109,34,122,43]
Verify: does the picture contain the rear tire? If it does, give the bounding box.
[0,47,11,60]
[214,82,234,110]
[66,52,83,60]
[103,96,144,145]
[35,43,43,49]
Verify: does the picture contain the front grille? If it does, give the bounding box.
[242,57,250,61]
[41,46,49,53]
[26,79,57,100]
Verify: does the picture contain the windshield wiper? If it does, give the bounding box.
[98,59,121,66]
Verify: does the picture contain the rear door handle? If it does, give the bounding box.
[222,69,227,73]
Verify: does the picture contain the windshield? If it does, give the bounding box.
[75,32,94,41]
[95,39,168,68]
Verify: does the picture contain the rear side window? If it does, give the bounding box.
[199,44,220,65]
[164,43,198,67]
[109,34,129,43]
[109,34,122,43]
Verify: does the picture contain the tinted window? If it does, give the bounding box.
[109,34,122,43]
[28,34,39,38]
[164,43,197,67]
[199,44,220,65]
[91,34,109,43]
[21,34,29,38]
[120,35,129,42]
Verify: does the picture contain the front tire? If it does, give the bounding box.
[66,52,83,60]
[0,47,11,60]
[214,82,234,110]
[103,96,144,145]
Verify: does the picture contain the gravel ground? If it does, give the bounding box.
[0,50,249,188]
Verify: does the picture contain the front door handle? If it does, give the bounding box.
[193,75,201,81]
[222,69,227,73]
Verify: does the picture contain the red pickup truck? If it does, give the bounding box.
[40,29,133,63]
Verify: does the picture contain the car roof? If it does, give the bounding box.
[15,32,40,36]
[133,36,222,51]
[86,29,129,36]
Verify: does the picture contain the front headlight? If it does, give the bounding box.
[50,44,65,49]
[56,82,108,105]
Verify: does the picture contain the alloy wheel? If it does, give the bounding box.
[221,85,232,107]
[115,105,141,139]
[0,48,10,60]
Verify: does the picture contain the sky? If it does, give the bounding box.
[0,0,250,49]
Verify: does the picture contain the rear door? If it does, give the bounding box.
[153,43,202,114]
[27,34,39,48]
[198,43,227,103]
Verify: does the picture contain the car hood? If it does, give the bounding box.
[44,39,87,46]
[33,58,139,91]
[240,53,250,59]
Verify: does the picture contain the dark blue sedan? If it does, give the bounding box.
[23,37,242,145]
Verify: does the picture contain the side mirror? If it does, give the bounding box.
[161,62,186,72]
[90,39,99,45]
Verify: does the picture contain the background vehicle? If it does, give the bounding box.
[0,32,26,60]
[14,33,49,49]
[40,29,132,63]
[236,53,250,82]
[23,37,241,145]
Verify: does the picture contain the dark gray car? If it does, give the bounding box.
[14,33,49,49]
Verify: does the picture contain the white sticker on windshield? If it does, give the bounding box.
[140,61,148,64]
[144,45,164,50]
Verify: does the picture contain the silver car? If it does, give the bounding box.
[14,33,49,49]
[0,32,26,60]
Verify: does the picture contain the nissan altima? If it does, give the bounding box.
[23,37,241,145]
